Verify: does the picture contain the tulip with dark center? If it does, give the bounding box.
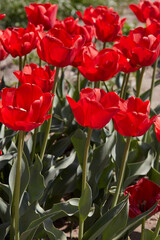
[124,178,160,218]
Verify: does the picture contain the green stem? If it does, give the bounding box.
[136,67,145,98]
[23,55,27,68]
[40,67,60,161]
[19,56,22,71]
[52,67,60,95]
[153,215,160,238]
[77,70,80,95]
[18,56,23,87]
[11,131,25,240]
[103,81,109,92]
[30,127,38,163]
[120,73,127,98]
[103,42,106,49]
[94,81,100,88]
[140,218,145,240]
[123,73,130,99]
[78,128,92,240]
[39,58,42,67]
[111,136,131,208]
[149,58,158,107]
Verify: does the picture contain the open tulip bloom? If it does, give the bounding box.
[124,178,160,218]
[14,63,55,93]
[0,83,54,131]
[66,88,120,129]
[113,97,156,137]
[37,27,85,67]
[25,3,58,30]
[1,23,39,57]
[129,0,160,23]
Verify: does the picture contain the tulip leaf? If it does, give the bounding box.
[83,197,128,240]
[71,129,86,168]
[79,182,92,222]
[124,149,154,187]
[144,229,154,240]
[44,218,67,240]
[115,133,126,171]
[44,151,76,186]
[0,183,11,202]
[19,201,40,234]
[28,154,45,203]
[0,197,10,222]
[9,154,30,200]
[112,201,158,240]
[0,153,15,170]
[47,136,71,157]
[155,236,160,240]
[148,167,160,185]
[20,154,30,200]
[0,222,10,240]
[20,198,79,240]
[89,132,116,198]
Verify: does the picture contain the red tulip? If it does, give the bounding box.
[0,14,5,21]
[1,23,38,57]
[114,27,160,68]
[76,5,100,25]
[72,44,97,68]
[54,17,94,45]
[95,8,126,42]
[78,47,120,82]
[66,88,120,129]
[0,31,8,61]
[154,115,160,142]
[0,83,53,131]
[0,41,8,61]
[146,20,160,38]
[25,3,58,30]
[14,63,55,93]
[130,1,160,23]
[113,97,155,137]
[77,5,110,26]
[37,27,85,67]
[124,178,160,218]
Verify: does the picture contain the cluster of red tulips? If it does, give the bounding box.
[0,1,160,240]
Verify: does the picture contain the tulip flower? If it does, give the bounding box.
[0,23,38,57]
[130,0,160,23]
[14,63,55,93]
[114,27,160,68]
[0,83,54,131]
[66,88,120,129]
[78,47,120,82]
[77,5,125,43]
[154,116,160,142]
[77,5,111,26]
[0,31,8,61]
[25,3,58,30]
[113,97,156,137]
[124,178,160,218]
[54,17,94,45]
[37,27,85,67]
[0,14,5,20]
[72,44,97,68]
[95,8,126,42]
